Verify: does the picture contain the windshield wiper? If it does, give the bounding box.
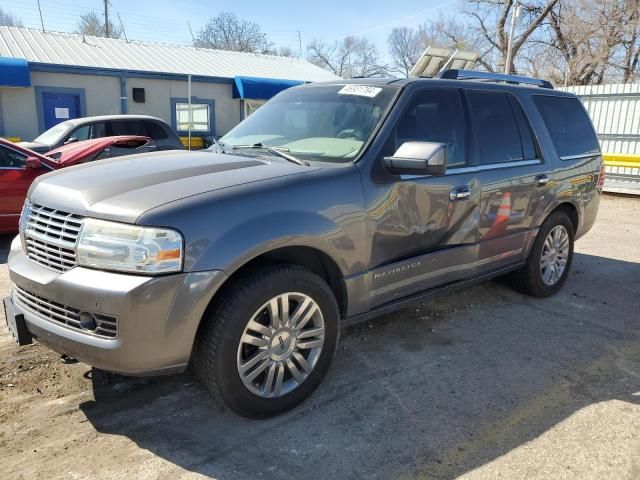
[228,143,309,166]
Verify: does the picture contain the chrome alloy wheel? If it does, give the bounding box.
[540,225,570,286]
[236,293,325,398]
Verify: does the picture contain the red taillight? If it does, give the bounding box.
[597,162,606,189]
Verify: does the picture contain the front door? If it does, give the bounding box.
[0,145,45,233]
[363,87,481,308]
[42,93,81,130]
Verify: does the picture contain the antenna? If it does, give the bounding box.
[187,21,197,47]
[116,10,128,42]
[297,31,302,58]
[36,0,45,32]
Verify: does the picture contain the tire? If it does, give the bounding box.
[194,264,339,418]
[511,210,575,297]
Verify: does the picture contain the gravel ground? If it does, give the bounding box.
[0,194,639,480]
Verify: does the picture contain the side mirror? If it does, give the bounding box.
[64,137,79,145]
[383,141,447,176]
[25,156,42,169]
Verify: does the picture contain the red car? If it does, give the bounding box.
[0,136,150,233]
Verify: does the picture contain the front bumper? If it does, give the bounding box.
[7,236,228,376]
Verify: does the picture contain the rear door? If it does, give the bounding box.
[465,89,551,274]
[364,86,481,307]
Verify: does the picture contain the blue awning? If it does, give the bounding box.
[0,57,31,87]
[233,76,303,100]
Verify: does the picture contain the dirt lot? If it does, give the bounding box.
[1,194,639,480]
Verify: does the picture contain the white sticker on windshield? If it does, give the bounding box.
[338,85,382,98]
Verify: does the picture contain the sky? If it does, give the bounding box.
[2,0,463,61]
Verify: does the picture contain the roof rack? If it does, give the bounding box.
[437,69,554,89]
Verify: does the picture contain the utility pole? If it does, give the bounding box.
[104,0,110,38]
[297,31,302,58]
[504,0,518,74]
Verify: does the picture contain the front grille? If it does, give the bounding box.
[22,204,83,273]
[14,285,118,339]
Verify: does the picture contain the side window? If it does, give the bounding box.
[91,122,107,139]
[392,88,467,167]
[143,120,168,140]
[108,120,147,136]
[509,96,537,160]
[467,91,525,164]
[533,96,600,159]
[0,146,26,168]
[70,125,90,141]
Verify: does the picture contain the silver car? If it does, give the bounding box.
[18,114,184,153]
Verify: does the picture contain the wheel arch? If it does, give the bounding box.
[548,202,579,235]
[196,245,348,342]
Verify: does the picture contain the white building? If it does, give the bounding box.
[0,26,337,143]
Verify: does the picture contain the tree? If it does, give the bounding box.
[387,27,423,77]
[195,12,273,53]
[0,8,23,27]
[277,46,295,57]
[523,0,640,85]
[466,0,559,73]
[307,36,387,78]
[76,11,122,39]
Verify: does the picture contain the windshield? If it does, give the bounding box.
[220,84,398,163]
[33,121,73,145]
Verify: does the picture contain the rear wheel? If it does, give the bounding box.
[511,211,574,297]
[194,265,339,418]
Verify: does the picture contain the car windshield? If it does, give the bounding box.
[219,84,399,163]
[33,121,74,145]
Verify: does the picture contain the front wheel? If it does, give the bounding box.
[511,211,575,297]
[194,265,339,418]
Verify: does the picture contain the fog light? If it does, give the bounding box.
[79,312,97,331]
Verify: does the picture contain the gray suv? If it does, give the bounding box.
[4,70,603,418]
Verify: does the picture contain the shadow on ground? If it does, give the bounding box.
[77,252,640,479]
[0,235,12,264]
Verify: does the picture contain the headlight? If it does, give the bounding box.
[77,218,183,274]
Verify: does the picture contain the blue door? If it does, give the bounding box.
[42,93,81,130]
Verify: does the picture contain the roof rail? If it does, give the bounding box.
[437,69,554,89]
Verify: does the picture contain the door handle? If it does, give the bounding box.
[535,174,550,187]
[450,185,471,202]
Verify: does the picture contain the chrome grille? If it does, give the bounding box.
[14,285,118,339]
[22,203,83,273]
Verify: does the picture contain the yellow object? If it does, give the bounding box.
[179,136,205,149]
[603,153,640,168]
[1,136,21,143]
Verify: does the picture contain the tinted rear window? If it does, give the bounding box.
[143,120,169,139]
[468,91,525,164]
[533,96,600,158]
[108,120,148,137]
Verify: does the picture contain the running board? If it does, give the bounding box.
[342,263,525,328]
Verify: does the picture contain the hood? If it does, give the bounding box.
[17,141,50,153]
[29,150,319,223]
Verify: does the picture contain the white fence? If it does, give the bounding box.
[562,84,640,155]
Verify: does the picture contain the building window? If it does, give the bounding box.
[176,103,210,132]
[244,100,266,118]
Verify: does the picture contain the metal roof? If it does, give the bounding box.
[0,26,338,83]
